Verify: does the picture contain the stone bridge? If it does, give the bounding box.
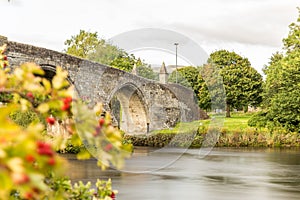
[0,36,201,134]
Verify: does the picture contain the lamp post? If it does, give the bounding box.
[174,43,179,83]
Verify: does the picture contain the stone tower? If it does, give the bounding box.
[131,63,137,75]
[159,62,168,84]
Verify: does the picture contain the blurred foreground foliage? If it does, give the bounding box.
[0,44,131,199]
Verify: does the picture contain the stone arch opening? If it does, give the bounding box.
[109,83,149,135]
[38,64,78,138]
[40,64,57,81]
[39,64,73,84]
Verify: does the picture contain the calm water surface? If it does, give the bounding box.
[63,147,300,200]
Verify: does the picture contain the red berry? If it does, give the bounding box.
[93,126,101,136]
[24,192,33,199]
[110,192,116,199]
[32,187,40,194]
[44,143,51,149]
[25,155,35,163]
[47,157,56,166]
[22,175,30,183]
[26,92,34,99]
[37,148,53,157]
[13,173,30,185]
[61,103,70,111]
[37,141,54,156]
[99,118,105,126]
[46,117,55,125]
[62,97,72,111]
[37,141,51,150]
[3,56,7,61]
[104,143,113,151]
[3,63,7,68]
[63,97,72,104]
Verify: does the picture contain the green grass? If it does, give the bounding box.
[152,120,202,134]
[153,111,254,134]
[131,111,300,148]
[223,112,253,130]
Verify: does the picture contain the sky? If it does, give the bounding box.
[1,0,299,74]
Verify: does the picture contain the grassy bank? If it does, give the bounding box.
[124,112,300,148]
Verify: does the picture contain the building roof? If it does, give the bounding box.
[131,63,137,75]
[159,62,168,74]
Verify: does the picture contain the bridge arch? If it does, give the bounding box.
[4,37,202,135]
[108,82,149,134]
[39,64,57,81]
[39,64,74,84]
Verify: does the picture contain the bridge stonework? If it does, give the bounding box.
[1,36,201,134]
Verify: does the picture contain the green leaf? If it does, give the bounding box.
[76,149,91,160]
[37,103,49,113]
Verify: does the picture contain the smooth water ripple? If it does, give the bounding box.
[63,148,300,200]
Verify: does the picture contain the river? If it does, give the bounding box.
[63,147,300,200]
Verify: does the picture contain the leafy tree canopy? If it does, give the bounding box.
[136,64,158,80]
[168,66,199,88]
[208,50,263,117]
[64,30,100,58]
[283,8,300,53]
[168,66,227,112]
[250,7,300,131]
[64,30,147,72]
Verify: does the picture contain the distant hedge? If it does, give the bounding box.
[124,128,300,148]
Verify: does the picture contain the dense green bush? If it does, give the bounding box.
[248,111,267,129]
[9,110,45,127]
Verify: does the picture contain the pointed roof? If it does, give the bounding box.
[131,63,137,75]
[159,62,168,74]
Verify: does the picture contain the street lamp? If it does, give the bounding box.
[174,43,179,83]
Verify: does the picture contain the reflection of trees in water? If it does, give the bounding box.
[266,149,300,165]
[109,96,121,129]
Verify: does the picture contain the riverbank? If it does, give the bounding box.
[124,129,300,148]
[124,112,300,148]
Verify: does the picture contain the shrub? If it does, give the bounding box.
[0,45,131,199]
[10,110,44,127]
[248,111,267,128]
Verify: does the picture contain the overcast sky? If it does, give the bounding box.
[1,0,299,74]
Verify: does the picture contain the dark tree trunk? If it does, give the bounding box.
[226,103,231,118]
[243,105,248,113]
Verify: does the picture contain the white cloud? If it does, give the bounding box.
[1,0,299,74]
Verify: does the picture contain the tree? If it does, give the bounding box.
[64,30,100,58]
[168,66,204,108]
[64,30,147,72]
[262,52,284,107]
[283,8,300,53]
[110,53,144,72]
[87,40,123,65]
[167,66,224,111]
[208,50,263,117]
[168,66,200,89]
[255,51,300,132]
[197,64,226,112]
[256,8,300,131]
[136,65,158,80]
[267,51,300,131]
